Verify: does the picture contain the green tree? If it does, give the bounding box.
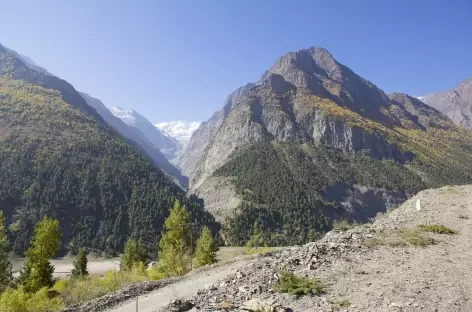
[0,211,12,292]
[20,217,61,293]
[120,239,148,271]
[245,222,264,250]
[155,200,192,277]
[71,248,88,279]
[193,226,218,268]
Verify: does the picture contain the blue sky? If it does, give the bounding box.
[1,0,471,123]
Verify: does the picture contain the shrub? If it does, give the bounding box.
[420,224,457,235]
[276,271,325,296]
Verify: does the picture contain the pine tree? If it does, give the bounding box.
[21,217,62,293]
[193,226,218,268]
[0,211,12,292]
[155,200,192,277]
[120,239,148,271]
[71,248,88,279]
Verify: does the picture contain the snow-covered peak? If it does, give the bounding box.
[110,106,137,126]
[155,121,201,146]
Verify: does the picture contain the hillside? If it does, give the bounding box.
[182,47,472,245]
[0,44,216,255]
[421,77,472,130]
[157,185,472,312]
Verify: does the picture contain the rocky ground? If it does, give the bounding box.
[158,185,472,312]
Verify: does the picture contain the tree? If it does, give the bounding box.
[155,200,192,277]
[193,226,218,268]
[71,248,88,279]
[0,211,12,292]
[20,217,61,293]
[120,239,148,271]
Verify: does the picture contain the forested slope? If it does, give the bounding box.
[0,45,217,255]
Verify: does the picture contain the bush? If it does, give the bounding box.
[0,286,63,312]
[420,224,457,235]
[276,271,325,296]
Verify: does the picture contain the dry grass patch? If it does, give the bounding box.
[366,228,435,247]
[332,219,360,232]
[420,224,457,235]
[331,299,351,311]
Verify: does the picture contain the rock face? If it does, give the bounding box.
[81,93,188,187]
[180,47,472,239]
[421,77,472,130]
[177,83,255,177]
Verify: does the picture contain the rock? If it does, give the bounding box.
[239,298,282,311]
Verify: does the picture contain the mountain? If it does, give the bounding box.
[421,77,472,130]
[80,93,187,187]
[155,120,201,148]
[0,43,216,255]
[110,106,181,160]
[182,47,472,246]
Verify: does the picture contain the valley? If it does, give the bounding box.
[0,5,471,311]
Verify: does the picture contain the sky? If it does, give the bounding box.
[1,0,471,123]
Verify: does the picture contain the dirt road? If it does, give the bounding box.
[106,258,251,312]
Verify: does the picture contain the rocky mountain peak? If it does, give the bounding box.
[421,76,472,130]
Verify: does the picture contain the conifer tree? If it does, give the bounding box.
[120,239,148,271]
[0,211,12,292]
[71,248,88,279]
[20,217,61,293]
[155,200,192,277]
[193,226,218,268]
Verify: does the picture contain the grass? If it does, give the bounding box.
[420,224,457,235]
[245,246,274,256]
[331,299,351,311]
[276,270,325,296]
[366,228,436,247]
[332,220,360,232]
